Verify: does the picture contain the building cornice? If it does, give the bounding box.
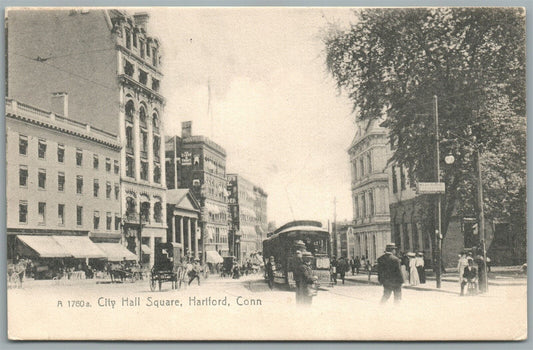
[118,74,165,105]
[5,98,121,150]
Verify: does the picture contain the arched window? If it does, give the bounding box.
[153,200,162,223]
[140,200,150,223]
[126,197,136,219]
[139,105,147,127]
[125,100,135,122]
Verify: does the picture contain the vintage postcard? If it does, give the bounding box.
[5,7,527,341]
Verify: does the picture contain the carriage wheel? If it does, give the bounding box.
[150,276,157,291]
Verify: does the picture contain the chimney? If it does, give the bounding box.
[133,12,149,31]
[51,92,68,117]
[182,121,192,138]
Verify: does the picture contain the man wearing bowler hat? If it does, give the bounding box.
[377,243,404,303]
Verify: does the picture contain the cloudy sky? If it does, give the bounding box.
[148,8,356,226]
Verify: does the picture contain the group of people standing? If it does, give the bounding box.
[399,252,426,286]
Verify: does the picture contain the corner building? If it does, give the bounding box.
[7,9,167,265]
[5,98,121,265]
[348,119,392,265]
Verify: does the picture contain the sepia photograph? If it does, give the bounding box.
[4,6,527,341]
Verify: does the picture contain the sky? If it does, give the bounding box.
[147,8,357,227]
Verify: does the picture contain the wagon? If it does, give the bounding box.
[149,242,183,291]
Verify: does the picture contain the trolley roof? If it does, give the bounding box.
[265,220,329,241]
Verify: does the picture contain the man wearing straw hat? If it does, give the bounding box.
[377,243,404,303]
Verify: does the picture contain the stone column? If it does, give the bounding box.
[171,215,176,243]
[179,217,184,246]
[187,218,192,258]
[193,219,199,259]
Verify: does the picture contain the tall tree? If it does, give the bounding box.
[325,8,526,242]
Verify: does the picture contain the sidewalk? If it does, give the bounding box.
[343,270,526,295]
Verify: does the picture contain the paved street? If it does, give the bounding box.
[8,273,527,341]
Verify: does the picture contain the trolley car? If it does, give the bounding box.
[262,220,332,289]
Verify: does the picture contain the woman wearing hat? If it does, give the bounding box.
[408,252,420,286]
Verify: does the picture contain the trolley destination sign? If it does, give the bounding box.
[416,182,446,194]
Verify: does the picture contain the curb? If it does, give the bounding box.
[345,277,458,294]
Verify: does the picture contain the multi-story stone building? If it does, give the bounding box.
[7,9,167,265]
[227,174,265,261]
[253,186,268,247]
[165,122,229,259]
[5,98,123,265]
[348,119,392,264]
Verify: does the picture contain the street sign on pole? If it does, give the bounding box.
[416,182,445,194]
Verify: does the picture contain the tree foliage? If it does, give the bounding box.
[325,8,526,238]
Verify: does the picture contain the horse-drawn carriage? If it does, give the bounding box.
[107,262,143,283]
[149,242,183,291]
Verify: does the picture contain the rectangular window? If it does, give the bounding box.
[106,158,111,172]
[141,130,148,155]
[93,154,99,169]
[76,148,83,166]
[19,165,28,187]
[153,164,161,184]
[19,201,28,223]
[77,206,83,226]
[38,169,46,189]
[359,158,365,177]
[140,160,148,180]
[152,48,157,66]
[38,139,47,159]
[152,78,160,91]
[153,135,160,161]
[58,204,65,225]
[133,31,137,48]
[124,60,134,76]
[361,194,367,218]
[125,29,131,49]
[354,196,359,219]
[106,182,112,199]
[114,213,120,230]
[58,172,65,191]
[19,135,28,155]
[106,212,112,230]
[139,70,147,85]
[146,43,150,57]
[38,202,46,224]
[93,179,99,197]
[93,211,100,230]
[369,190,375,216]
[140,41,145,58]
[126,156,135,178]
[114,183,119,200]
[126,126,133,150]
[76,175,83,194]
[57,144,65,163]
[114,160,119,174]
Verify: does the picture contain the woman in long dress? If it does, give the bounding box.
[400,253,410,283]
[408,253,420,285]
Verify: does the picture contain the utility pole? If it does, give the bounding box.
[333,197,337,257]
[476,148,488,292]
[434,95,442,289]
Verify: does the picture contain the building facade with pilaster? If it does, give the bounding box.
[348,119,392,265]
[7,9,167,265]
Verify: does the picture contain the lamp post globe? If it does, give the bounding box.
[444,154,455,165]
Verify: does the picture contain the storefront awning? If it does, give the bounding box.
[17,235,71,258]
[53,236,106,259]
[95,243,137,261]
[142,244,151,254]
[205,250,224,264]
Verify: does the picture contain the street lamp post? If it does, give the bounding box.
[444,134,488,293]
[434,95,442,289]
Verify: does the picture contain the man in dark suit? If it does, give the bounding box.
[460,258,478,296]
[377,243,404,303]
